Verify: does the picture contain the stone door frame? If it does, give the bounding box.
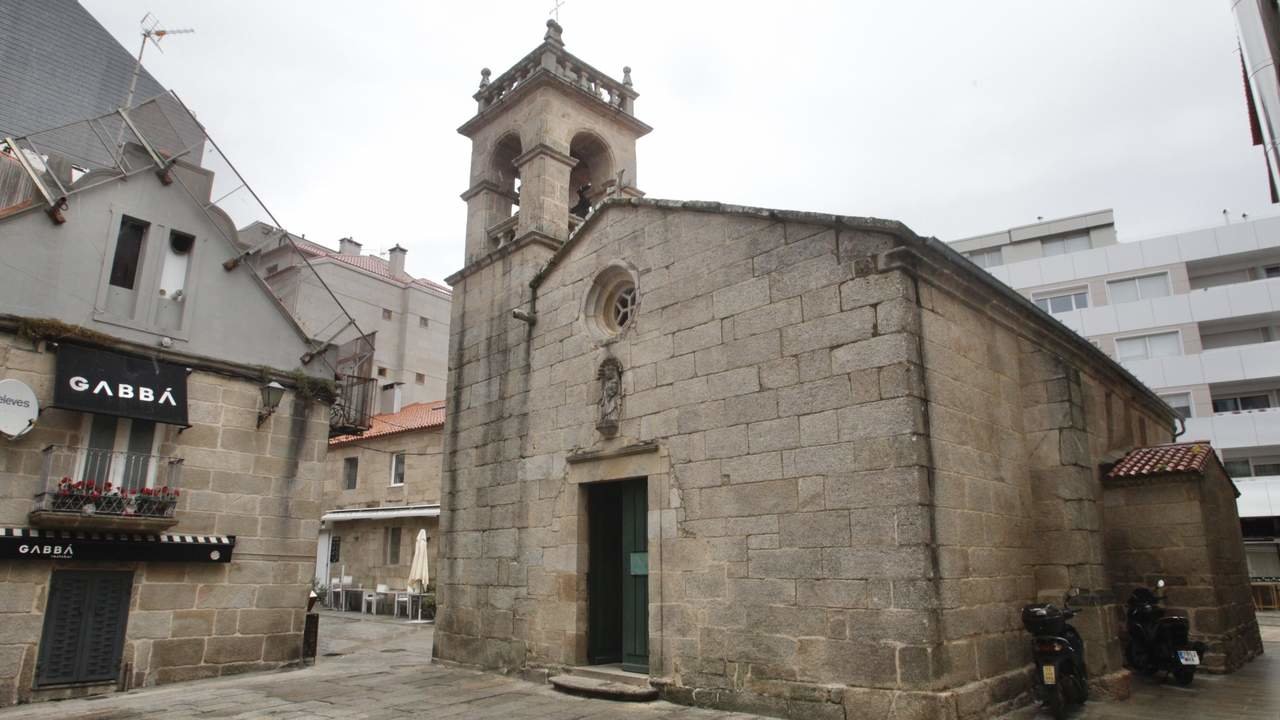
[566,442,671,675]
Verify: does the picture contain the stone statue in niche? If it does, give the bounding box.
[597,358,622,436]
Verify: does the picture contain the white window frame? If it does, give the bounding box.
[1032,286,1090,315]
[1158,392,1193,420]
[390,452,406,486]
[1212,391,1274,414]
[1113,329,1182,362]
[1105,271,1172,304]
[966,247,1003,269]
[73,414,161,490]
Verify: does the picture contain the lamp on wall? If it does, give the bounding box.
[257,381,286,428]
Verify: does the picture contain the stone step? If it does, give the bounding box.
[568,664,652,688]
[548,673,658,702]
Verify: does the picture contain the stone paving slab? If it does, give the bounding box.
[1,613,1277,719]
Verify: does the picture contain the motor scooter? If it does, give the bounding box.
[1021,588,1088,720]
[1125,579,1207,685]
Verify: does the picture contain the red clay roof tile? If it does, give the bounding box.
[1106,442,1219,479]
[329,400,446,446]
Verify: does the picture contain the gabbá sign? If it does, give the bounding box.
[53,345,188,426]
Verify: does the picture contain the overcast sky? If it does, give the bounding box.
[82,1,1272,285]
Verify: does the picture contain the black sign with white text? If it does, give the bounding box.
[0,528,235,563]
[53,345,188,426]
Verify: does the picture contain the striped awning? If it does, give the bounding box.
[0,527,235,563]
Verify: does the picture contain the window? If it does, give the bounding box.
[329,535,341,563]
[1212,394,1272,413]
[81,414,158,491]
[390,452,405,486]
[1107,273,1171,303]
[377,367,387,378]
[1255,461,1280,476]
[1042,234,1090,257]
[419,316,429,328]
[1033,288,1089,315]
[415,373,425,385]
[343,457,358,490]
[966,247,1003,269]
[1265,265,1280,279]
[1201,327,1271,350]
[1115,332,1180,361]
[109,216,149,289]
[385,527,402,565]
[265,264,279,275]
[158,230,194,298]
[382,308,393,320]
[1225,459,1253,478]
[1159,393,1193,420]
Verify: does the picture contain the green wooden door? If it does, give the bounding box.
[620,479,648,673]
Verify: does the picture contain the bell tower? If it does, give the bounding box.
[457,20,652,267]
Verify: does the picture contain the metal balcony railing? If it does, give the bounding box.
[35,445,184,519]
[330,375,377,437]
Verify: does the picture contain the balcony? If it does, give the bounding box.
[1183,407,1280,451]
[330,375,376,438]
[1237,475,1280,519]
[30,445,184,532]
[1118,338,1280,390]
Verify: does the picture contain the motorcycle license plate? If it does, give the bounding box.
[1042,665,1056,685]
[1177,650,1200,666]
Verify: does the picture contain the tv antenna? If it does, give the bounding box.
[123,13,195,111]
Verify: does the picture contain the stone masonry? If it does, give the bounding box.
[435,198,1195,719]
[0,333,328,706]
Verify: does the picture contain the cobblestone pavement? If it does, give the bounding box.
[2,612,1277,719]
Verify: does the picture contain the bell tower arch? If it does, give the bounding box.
[457,20,651,266]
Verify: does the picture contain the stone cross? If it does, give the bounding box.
[549,0,565,22]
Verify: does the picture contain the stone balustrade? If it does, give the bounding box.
[475,46,635,115]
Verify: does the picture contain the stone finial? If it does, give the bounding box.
[545,19,564,46]
[479,68,491,89]
[623,66,633,87]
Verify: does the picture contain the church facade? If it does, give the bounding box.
[434,22,1259,719]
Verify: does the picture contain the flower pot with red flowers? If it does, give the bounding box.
[135,486,179,518]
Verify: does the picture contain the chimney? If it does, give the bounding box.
[388,244,408,279]
[338,237,362,255]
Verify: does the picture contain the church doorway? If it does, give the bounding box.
[586,477,648,673]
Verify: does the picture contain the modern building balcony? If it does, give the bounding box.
[986,215,1280,289]
[1043,276,1280,339]
[29,445,184,532]
[1183,407,1280,451]
[1119,338,1280,390]
[1237,475,1280,519]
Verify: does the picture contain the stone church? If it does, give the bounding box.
[434,21,1260,719]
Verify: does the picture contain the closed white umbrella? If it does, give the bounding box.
[408,529,430,593]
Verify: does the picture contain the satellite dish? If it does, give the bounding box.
[0,379,38,439]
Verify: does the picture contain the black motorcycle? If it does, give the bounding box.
[1021,589,1088,719]
[1125,579,1207,685]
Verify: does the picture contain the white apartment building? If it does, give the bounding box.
[953,210,1280,578]
[241,223,452,411]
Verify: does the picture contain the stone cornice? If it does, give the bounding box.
[459,180,519,203]
[513,143,578,170]
[566,440,659,464]
[444,230,561,286]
